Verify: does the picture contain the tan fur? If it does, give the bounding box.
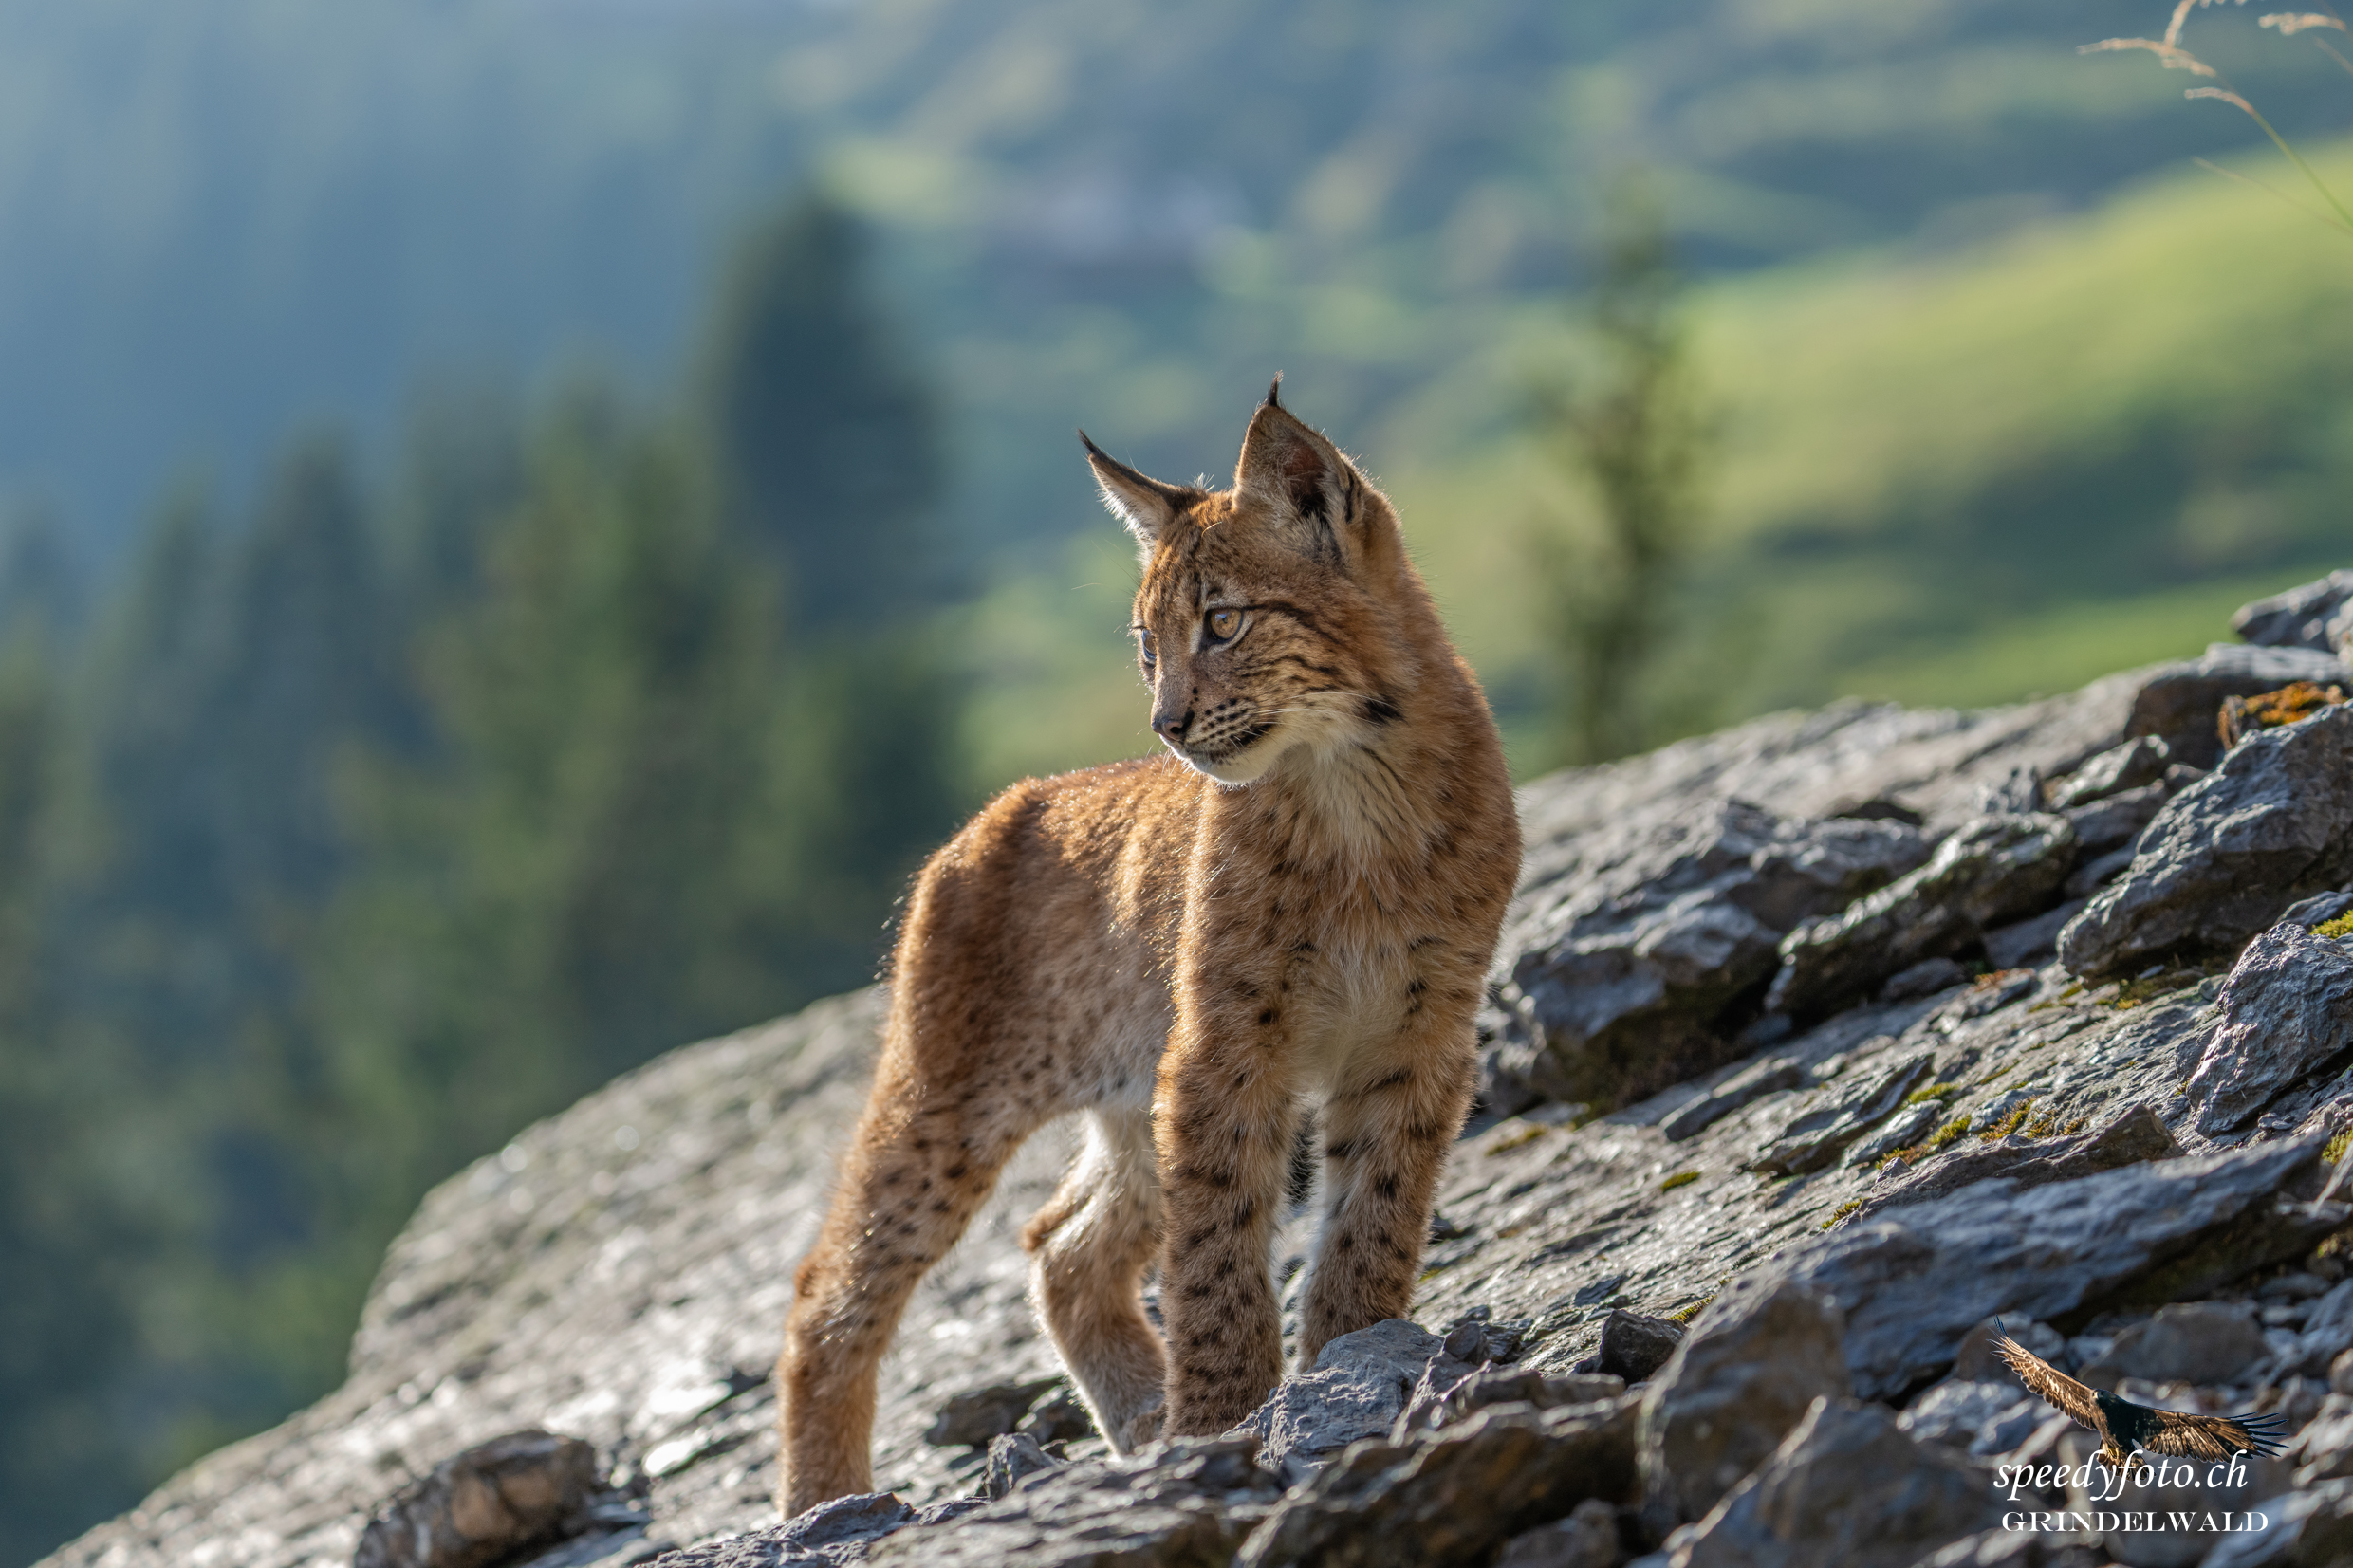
[774,389,1520,1513]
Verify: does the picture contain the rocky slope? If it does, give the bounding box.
[44,571,2353,1568]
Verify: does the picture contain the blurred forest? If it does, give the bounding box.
[2,0,2352,1561]
[0,190,964,1563]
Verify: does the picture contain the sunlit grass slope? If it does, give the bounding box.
[961,139,2353,789]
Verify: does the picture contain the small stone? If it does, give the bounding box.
[2233,569,2353,655]
[2283,889,2353,931]
[2077,1301,2268,1388]
[2050,736,2171,809]
[2123,642,2351,767]
[1659,1057,1804,1142]
[923,1377,1063,1448]
[1637,1277,1849,1526]
[1981,902,2086,969]
[1897,1377,2040,1458]
[2063,783,2167,858]
[1880,955,1966,1003]
[354,1430,601,1568]
[1675,1398,2003,1568]
[1015,1384,1096,1445]
[1592,1309,1684,1384]
[777,1490,917,1549]
[1847,1103,2183,1226]
[978,1432,1057,1500]
[866,1436,1280,1568]
[1234,1318,1468,1471]
[1493,1499,1621,1568]
[1391,1366,1624,1443]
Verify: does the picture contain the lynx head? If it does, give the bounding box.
[1084,381,1422,784]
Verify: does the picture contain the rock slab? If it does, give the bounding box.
[2061,704,2353,977]
[2188,924,2353,1136]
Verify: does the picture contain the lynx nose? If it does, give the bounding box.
[1152,706,1194,743]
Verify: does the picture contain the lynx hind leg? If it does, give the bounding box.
[777,1078,1030,1517]
[1022,1108,1167,1452]
[1297,1036,1475,1366]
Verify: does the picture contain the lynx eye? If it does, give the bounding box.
[1207,608,1243,641]
[1137,628,1157,666]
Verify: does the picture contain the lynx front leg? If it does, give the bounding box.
[1299,1022,1476,1365]
[777,1083,1027,1516]
[1022,1108,1167,1451]
[1155,1016,1301,1436]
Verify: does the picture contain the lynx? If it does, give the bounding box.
[775,384,1520,1514]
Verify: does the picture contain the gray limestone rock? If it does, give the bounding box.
[1235,1398,1640,1568]
[1658,1056,1804,1142]
[1637,1277,1850,1525]
[2233,570,2353,656]
[1843,1103,2183,1226]
[1742,1051,1932,1178]
[1672,1398,2003,1568]
[65,662,2343,1568]
[1487,799,1928,1109]
[1752,1135,2339,1401]
[2061,704,2353,978]
[2187,925,2353,1136]
[1768,814,2076,1021]
[2124,643,2351,767]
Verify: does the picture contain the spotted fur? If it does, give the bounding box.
[774,387,1520,1514]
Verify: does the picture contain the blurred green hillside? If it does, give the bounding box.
[1,0,2344,553]
[961,138,2353,783]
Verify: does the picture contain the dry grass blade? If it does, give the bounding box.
[2261,11,2348,31]
[2080,36,2222,74]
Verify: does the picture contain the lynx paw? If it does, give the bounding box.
[1113,1398,1165,1452]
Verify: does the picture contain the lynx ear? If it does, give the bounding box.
[1082,432,1198,561]
[1232,390,1361,565]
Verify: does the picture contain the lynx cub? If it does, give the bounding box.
[776,385,1519,1514]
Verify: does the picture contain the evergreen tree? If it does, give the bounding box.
[1536,182,1713,766]
[701,190,945,626]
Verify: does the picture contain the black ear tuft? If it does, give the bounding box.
[1263,375,1284,410]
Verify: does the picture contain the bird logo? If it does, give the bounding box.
[1988,1319,2285,1467]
